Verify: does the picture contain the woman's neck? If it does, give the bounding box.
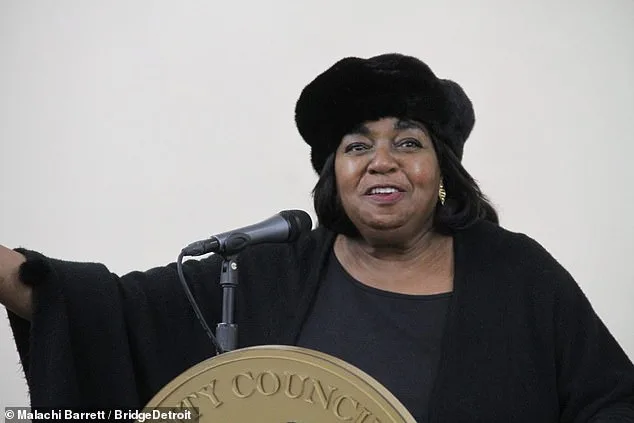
[333,230,454,295]
[341,226,441,260]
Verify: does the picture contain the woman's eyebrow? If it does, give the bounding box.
[394,119,426,132]
[346,119,426,137]
[348,123,370,136]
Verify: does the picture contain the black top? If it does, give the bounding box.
[297,251,452,422]
[8,222,634,421]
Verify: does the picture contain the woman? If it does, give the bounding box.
[2,54,633,422]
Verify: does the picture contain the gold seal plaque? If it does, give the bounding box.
[143,345,417,422]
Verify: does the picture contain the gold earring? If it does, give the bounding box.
[439,180,446,206]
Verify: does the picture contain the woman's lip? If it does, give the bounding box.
[364,186,405,195]
[364,192,405,204]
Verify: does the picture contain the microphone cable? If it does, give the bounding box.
[177,251,224,355]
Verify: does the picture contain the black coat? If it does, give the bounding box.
[8,221,634,422]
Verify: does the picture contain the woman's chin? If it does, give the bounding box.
[356,218,410,237]
[352,212,434,240]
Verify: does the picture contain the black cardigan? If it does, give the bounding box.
[8,221,634,422]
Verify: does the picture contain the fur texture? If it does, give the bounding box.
[295,53,475,173]
[16,249,50,286]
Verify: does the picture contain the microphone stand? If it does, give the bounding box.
[216,254,239,353]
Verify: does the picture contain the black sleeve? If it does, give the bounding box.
[552,264,634,422]
[7,248,224,408]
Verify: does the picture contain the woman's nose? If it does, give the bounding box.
[367,145,398,174]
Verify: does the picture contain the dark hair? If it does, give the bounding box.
[312,135,499,237]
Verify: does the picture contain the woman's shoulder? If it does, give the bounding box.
[455,221,592,316]
[461,220,557,259]
[458,220,574,286]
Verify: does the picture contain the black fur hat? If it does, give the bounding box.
[295,53,475,174]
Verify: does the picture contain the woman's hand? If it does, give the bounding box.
[0,245,31,320]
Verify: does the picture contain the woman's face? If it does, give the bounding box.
[335,117,441,238]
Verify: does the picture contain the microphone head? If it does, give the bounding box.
[279,209,313,241]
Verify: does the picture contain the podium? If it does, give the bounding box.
[143,345,417,422]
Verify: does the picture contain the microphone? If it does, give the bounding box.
[181,209,313,256]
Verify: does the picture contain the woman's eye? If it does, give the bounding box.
[345,143,369,153]
[398,138,422,148]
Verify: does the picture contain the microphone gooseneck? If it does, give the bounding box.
[176,209,313,355]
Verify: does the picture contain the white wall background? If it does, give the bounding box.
[1,0,632,410]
